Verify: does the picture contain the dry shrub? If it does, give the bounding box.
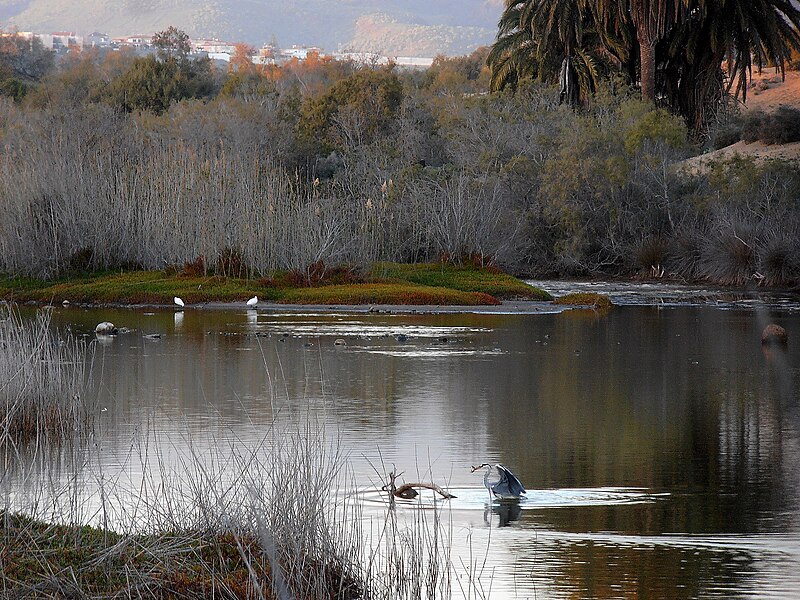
[700,228,756,285]
[181,255,206,277]
[760,106,800,145]
[671,234,704,280]
[759,231,800,286]
[741,111,766,144]
[740,107,800,145]
[216,247,248,278]
[66,246,95,273]
[634,237,670,273]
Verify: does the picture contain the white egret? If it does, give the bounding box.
[247,296,258,307]
[173,296,185,307]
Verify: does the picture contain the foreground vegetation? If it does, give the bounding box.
[0,263,550,306]
[0,304,91,444]
[2,513,356,599]
[2,30,799,289]
[2,372,454,600]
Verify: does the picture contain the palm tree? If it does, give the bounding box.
[488,0,800,129]
[487,1,540,92]
[661,0,800,128]
[627,0,690,103]
[488,0,629,104]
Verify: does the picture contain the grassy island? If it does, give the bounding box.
[0,262,552,307]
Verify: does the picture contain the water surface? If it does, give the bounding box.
[9,289,800,599]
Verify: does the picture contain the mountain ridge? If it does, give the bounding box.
[0,0,502,56]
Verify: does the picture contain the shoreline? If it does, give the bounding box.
[32,298,571,314]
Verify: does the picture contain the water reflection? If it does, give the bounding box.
[8,302,800,598]
[484,502,521,527]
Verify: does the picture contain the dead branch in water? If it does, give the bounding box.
[382,470,456,501]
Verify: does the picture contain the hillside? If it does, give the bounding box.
[0,0,501,55]
[345,14,493,57]
[683,69,800,172]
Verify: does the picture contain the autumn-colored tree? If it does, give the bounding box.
[229,43,256,73]
[0,33,55,81]
[424,47,491,95]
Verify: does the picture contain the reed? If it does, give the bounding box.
[1,407,462,599]
[0,304,93,445]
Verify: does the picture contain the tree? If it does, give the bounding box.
[151,26,191,59]
[229,43,256,74]
[488,0,800,128]
[662,0,800,128]
[104,55,215,114]
[297,66,404,154]
[0,33,55,81]
[487,0,628,103]
[625,0,688,103]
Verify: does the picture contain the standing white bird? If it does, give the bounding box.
[247,296,258,307]
[173,296,185,307]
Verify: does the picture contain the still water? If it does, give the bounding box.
[13,285,800,598]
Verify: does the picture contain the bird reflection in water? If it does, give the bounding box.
[484,502,522,527]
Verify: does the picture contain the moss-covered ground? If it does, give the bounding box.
[552,292,614,310]
[0,263,551,306]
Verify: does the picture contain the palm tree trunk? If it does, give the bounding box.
[638,27,656,103]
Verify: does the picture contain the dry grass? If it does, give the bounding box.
[0,303,92,445]
[1,371,459,599]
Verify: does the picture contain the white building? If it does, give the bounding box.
[193,38,236,55]
[85,32,111,48]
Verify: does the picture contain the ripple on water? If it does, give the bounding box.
[258,322,491,338]
[355,486,666,511]
[529,280,800,310]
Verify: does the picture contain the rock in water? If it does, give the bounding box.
[95,322,118,335]
[761,324,788,345]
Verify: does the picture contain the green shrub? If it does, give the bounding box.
[620,101,688,154]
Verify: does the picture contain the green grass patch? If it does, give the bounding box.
[0,263,549,306]
[370,262,552,300]
[278,283,500,305]
[553,292,614,310]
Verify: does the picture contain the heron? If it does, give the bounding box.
[174,296,185,307]
[471,463,526,501]
[247,296,258,307]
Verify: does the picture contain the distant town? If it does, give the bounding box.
[1,28,435,69]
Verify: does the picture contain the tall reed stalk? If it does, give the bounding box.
[2,407,463,598]
[0,304,92,445]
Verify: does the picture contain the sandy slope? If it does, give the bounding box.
[743,69,800,113]
[682,69,800,171]
[683,140,800,174]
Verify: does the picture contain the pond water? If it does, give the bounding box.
[8,285,800,599]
